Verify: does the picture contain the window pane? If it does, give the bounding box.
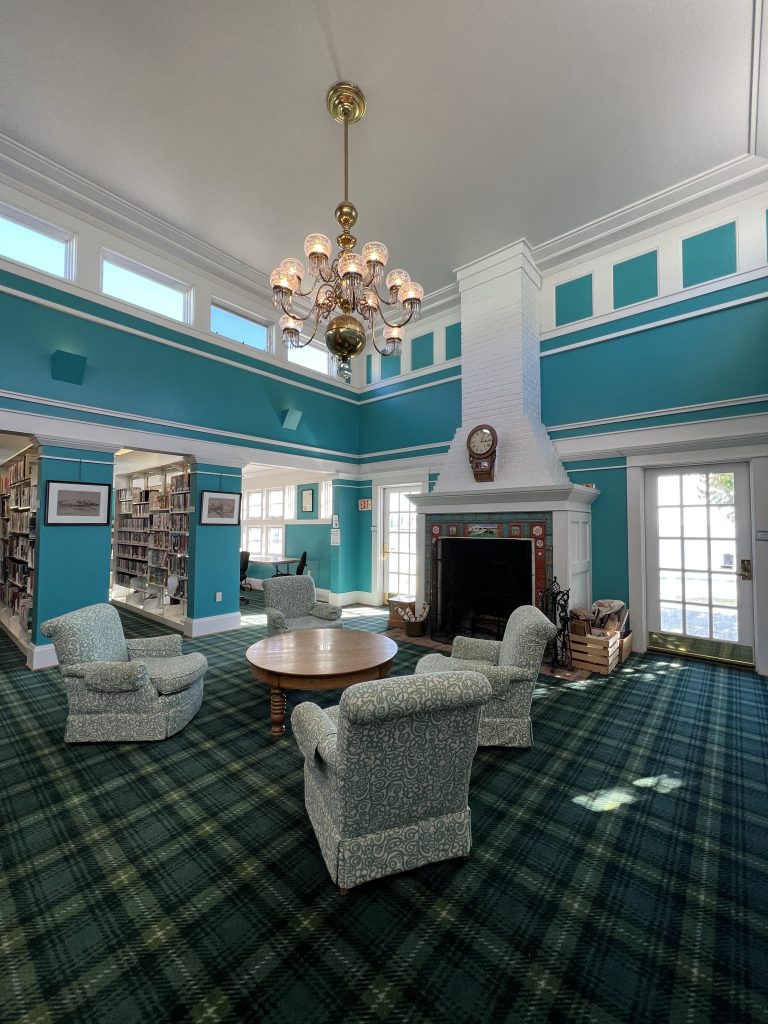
[658,507,680,537]
[320,481,332,519]
[683,539,709,570]
[284,486,296,520]
[712,607,738,641]
[683,505,708,538]
[660,603,683,632]
[287,343,330,375]
[267,488,283,518]
[266,527,282,554]
[211,304,268,350]
[659,571,682,601]
[710,539,735,571]
[102,258,187,322]
[246,491,262,519]
[708,473,734,505]
[684,571,709,605]
[659,539,681,569]
[0,213,69,278]
[685,605,710,637]
[247,528,262,555]
[709,506,735,538]
[711,574,737,607]
[682,473,707,505]
[657,475,680,505]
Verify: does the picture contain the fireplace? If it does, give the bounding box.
[432,537,534,642]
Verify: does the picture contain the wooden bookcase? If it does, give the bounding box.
[0,447,38,652]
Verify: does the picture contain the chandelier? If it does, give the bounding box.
[270,82,423,383]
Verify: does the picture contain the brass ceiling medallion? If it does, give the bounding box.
[270,83,423,384]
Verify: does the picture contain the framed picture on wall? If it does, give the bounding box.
[45,481,111,526]
[301,489,314,513]
[199,490,242,526]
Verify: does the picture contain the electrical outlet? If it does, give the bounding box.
[215,592,222,602]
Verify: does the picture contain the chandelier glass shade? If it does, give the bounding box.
[270,83,423,383]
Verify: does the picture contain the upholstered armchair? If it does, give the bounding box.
[40,603,207,743]
[291,670,492,894]
[262,575,342,637]
[415,605,556,748]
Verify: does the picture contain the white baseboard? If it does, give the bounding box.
[243,579,264,591]
[184,611,242,637]
[332,591,380,607]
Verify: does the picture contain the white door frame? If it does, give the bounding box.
[371,469,429,605]
[627,444,768,675]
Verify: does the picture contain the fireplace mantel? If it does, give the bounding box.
[408,484,600,515]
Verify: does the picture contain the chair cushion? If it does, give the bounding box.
[134,653,208,695]
[286,616,344,632]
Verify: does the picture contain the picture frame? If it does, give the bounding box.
[45,480,112,526]
[301,489,314,513]
[199,490,242,526]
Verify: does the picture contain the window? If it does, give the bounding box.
[287,341,332,376]
[320,480,332,519]
[242,485,294,557]
[211,302,269,350]
[102,251,191,322]
[0,204,73,279]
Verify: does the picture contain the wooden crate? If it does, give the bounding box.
[620,632,633,662]
[569,631,620,674]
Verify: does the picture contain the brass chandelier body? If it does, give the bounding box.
[271,83,423,383]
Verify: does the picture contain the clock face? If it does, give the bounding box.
[468,427,495,455]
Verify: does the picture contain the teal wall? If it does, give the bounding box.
[187,465,242,619]
[285,523,332,590]
[380,353,401,380]
[613,251,658,308]
[411,331,434,371]
[33,446,115,645]
[555,274,593,326]
[565,462,629,608]
[358,376,461,458]
[682,222,737,288]
[330,480,372,595]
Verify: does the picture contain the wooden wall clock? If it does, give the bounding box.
[466,424,498,482]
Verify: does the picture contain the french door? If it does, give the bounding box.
[382,485,421,600]
[645,463,754,665]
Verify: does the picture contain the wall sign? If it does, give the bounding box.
[358,498,372,511]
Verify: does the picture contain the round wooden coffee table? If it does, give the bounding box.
[246,629,398,737]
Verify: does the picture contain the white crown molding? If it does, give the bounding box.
[0,133,274,303]
[532,155,768,272]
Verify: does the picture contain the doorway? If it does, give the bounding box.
[381,484,422,599]
[644,463,754,665]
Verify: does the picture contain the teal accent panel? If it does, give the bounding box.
[297,483,318,520]
[445,322,461,360]
[613,251,658,309]
[187,466,242,620]
[365,354,372,385]
[586,468,629,606]
[380,353,401,380]
[541,295,768,428]
[555,274,593,326]
[33,447,114,646]
[359,378,461,457]
[330,481,372,595]
[542,274,768,353]
[285,523,331,590]
[411,332,434,371]
[682,222,737,288]
[0,271,360,458]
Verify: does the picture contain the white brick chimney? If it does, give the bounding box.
[434,239,569,492]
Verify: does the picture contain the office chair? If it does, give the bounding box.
[295,551,307,576]
[240,550,251,603]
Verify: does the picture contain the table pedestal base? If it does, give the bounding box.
[270,686,287,737]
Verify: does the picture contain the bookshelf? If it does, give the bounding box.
[111,463,190,628]
[0,447,38,652]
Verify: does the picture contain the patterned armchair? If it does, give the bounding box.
[415,605,556,748]
[40,603,207,743]
[291,670,492,893]
[262,575,342,637]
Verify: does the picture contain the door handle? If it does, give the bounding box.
[739,558,752,581]
[383,543,390,558]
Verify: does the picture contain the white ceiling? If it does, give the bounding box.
[0,1,761,295]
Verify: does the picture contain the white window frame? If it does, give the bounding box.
[320,480,332,519]
[241,485,295,559]
[287,338,334,377]
[101,249,193,324]
[0,200,75,280]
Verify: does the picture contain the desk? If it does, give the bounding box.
[246,629,398,736]
[247,555,300,578]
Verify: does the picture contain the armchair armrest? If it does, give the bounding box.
[126,634,184,659]
[264,607,286,630]
[452,635,501,664]
[310,602,342,621]
[291,702,338,768]
[64,661,149,693]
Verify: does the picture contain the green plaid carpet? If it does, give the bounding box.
[1,599,767,1023]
